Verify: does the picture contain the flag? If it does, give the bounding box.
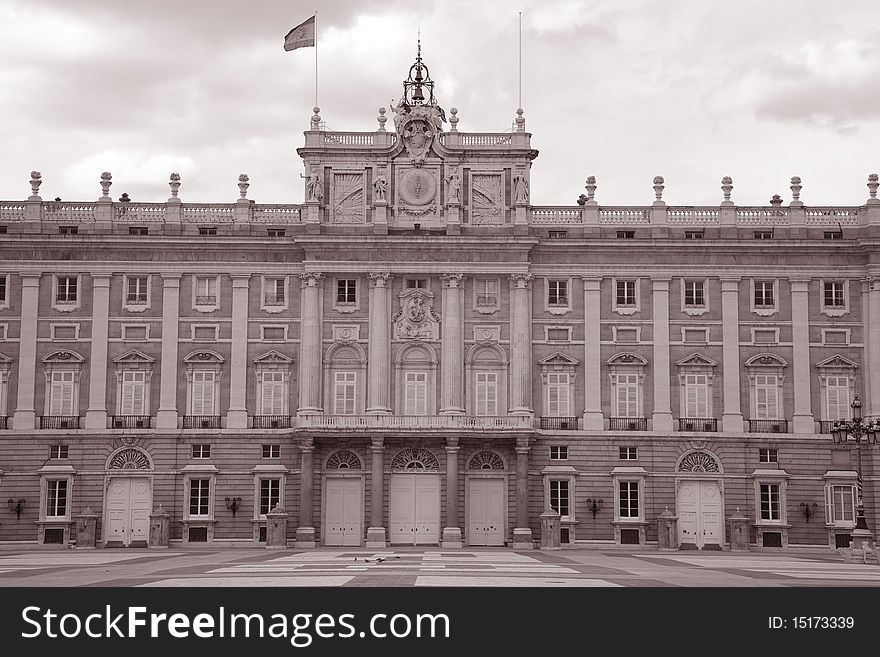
[284,16,315,51]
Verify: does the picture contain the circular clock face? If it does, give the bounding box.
[398,168,437,206]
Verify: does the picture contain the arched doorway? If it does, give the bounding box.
[103,447,154,547]
[676,450,724,550]
[466,450,507,546]
[389,447,441,545]
[322,450,365,547]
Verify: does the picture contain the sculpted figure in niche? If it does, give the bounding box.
[445,170,462,204]
[305,169,323,202]
[513,174,529,204]
[373,175,388,202]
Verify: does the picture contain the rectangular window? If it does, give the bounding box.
[475,279,498,308]
[265,278,285,305]
[336,279,357,304]
[259,478,281,516]
[262,444,281,459]
[46,480,68,518]
[684,230,703,239]
[49,371,75,416]
[548,280,568,306]
[122,325,148,341]
[616,280,636,306]
[120,371,146,415]
[549,445,568,460]
[754,231,773,240]
[262,326,286,341]
[754,281,775,307]
[334,371,357,415]
[684,373,709,417]
[192,325,218,341]
[189,478,210,516]
[192,444,211,459]
[824,231,843,240]
[49,445,69,459]
[830,485,855,523]
[198,227,218,236]
[126,276,149,304]
[615,373,639,417]
[684,280,704,306]
[404,372,428,415]
[548,230,567,239]
[195,277,217,305]
[619,447,638,460]
[616,230,635,239]
[191,371,216,415]
[56,276,78,303]
[0,276,6,304]
[267,228,286,237]
[547,373,570,417]
[406,279,427,289]
[59,225,78,235]
[760,483,781,521]
[824,282,845,308]
[822,330,848,345]
[619,481,639,519]
[475,372,498,416]
[759,448,778,463]
[825,376,850,420]
[261,371,285,415]
[754,374,779,419]
[128,226,148,236]
[549,480,570,517]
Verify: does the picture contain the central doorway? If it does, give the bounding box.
[388,448,441,546]
[105,477,152,547]
[677,479,723,549]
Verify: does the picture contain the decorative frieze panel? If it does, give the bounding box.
[332,324,360,344]
[471,172,504,224]
[473,325,501,344]
[331,172,366,223]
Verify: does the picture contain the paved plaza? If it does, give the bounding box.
[0,548,877,588]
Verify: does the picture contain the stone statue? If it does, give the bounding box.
[305,169,323,202]
[373,175,388,202]
[513,174,529,204]
[445,170,462,204]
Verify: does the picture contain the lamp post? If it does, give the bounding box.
[830,394,879,552]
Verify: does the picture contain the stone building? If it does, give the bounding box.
[0,51,878,552]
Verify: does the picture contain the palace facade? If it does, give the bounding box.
[1,53,879,552]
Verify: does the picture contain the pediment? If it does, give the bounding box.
[676,353,718,368]
[42,349,84,364]
[113,349,155,365]
[606,352,648,366]
[538,352,580,367]
[816,354,859,369]
[183,349,224,364]
[253,349,293,365]
[745,353,787,368]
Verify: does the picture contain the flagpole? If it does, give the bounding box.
[518,10,522,110]
[314,10,318,110]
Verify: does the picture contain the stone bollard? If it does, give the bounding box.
[657,506,679,551]
[540,508,561,550]
[76,506,98,549]
[266,505,289,550]
[728,508,750,552]
[149,505,170,548]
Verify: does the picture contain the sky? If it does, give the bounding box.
[0,0,878,207]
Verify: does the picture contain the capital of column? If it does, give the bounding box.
[440,273,465,288]
[510,273,534,289]
[368,272,392,288]
[90,273,112,287]
[370,436,385,451]
[720,277,741,292]
[161,274,182,287]
[231,275,251,288]
[299,436,315,452]
[864,276,880,292]
[515,437,530,453]
[445,436,460,450]
[789,278,811,293]
[300,272,324,286]
[652,278,671,291]
[581,276,602,291]
[18,272,41,286]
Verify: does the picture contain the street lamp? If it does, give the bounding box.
[830,394,879,547]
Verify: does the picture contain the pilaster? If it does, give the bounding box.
[441,437,462,547]
[366,273,392,414]
[12,273,40,430]
[651,278,673,431]
[720,277,744,432]
[366,436,387,547]
[582,276,604,429]
[512,437,533,549]
[296,437,316,547]
[297,272,323,415]
[226,275,250,429]
[439,273,465,415]
[508,273,533,416]
[84,274,111,429]
[865,276,880,415]
[790,278,814,432]
[156,274,181,429]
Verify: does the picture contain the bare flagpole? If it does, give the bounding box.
[518,10,522,110]
[314,10,318,109]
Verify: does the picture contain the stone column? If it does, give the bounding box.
[440,273,465,415]
[156,274,181,429]
[442,437,462,547]
[13,273,40,430]
[512,437,533,549]
[509,273,534,415]
[790,278,814,433]
[84,274,111,429]
[296,437,316,547]
[865,277,880,415]
[226,275,250,428]
[366,272,392,414]
[652,278,673,431]
[366,437,387,547]
[297,272,323,415]
[582,276,604,430]
[720,278,744,432]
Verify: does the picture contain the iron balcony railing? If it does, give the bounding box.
[540,417,579,431]
[678,418,718,432]
[40,416,80,429]
[183,415,222,429]
[748,419,789,434]
[251,415,294,429]
[111,415,152,429]
[263,294,285,306]
[195,295,217,305]
[609,417,648,431]
[0,416,7,430]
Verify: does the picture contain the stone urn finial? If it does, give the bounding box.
[100,171,112,198]
[653,175,665,201]
[238,173,249,199]
[29,170,42,199]
[868,173,878,201]
[790,175,802,202]
[514,108,525,132]
[377,107,387,132]
[449,107,459,132]
[721,175,733,202]
[310,106,322,131]
[168,172,181,199]
[585,175,597,202]
[770,194,782,206]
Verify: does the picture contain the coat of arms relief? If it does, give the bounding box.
[392,289,440,340]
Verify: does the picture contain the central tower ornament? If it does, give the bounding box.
[391,40,446,166]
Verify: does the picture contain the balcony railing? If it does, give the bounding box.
[183,415,222,429]
[476,295,497,307]
[609,417,648,431]
[251,415,294,429]
[125,297,147,305]
[678,418,718,432]
[40,416,80,429]
[111,415,152,429]
[540,417,579,431]
[299,415,533,430]
[748,419,789,434]
[195,295,217,305]
[263,294,285,306]
[0,416,7,430]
